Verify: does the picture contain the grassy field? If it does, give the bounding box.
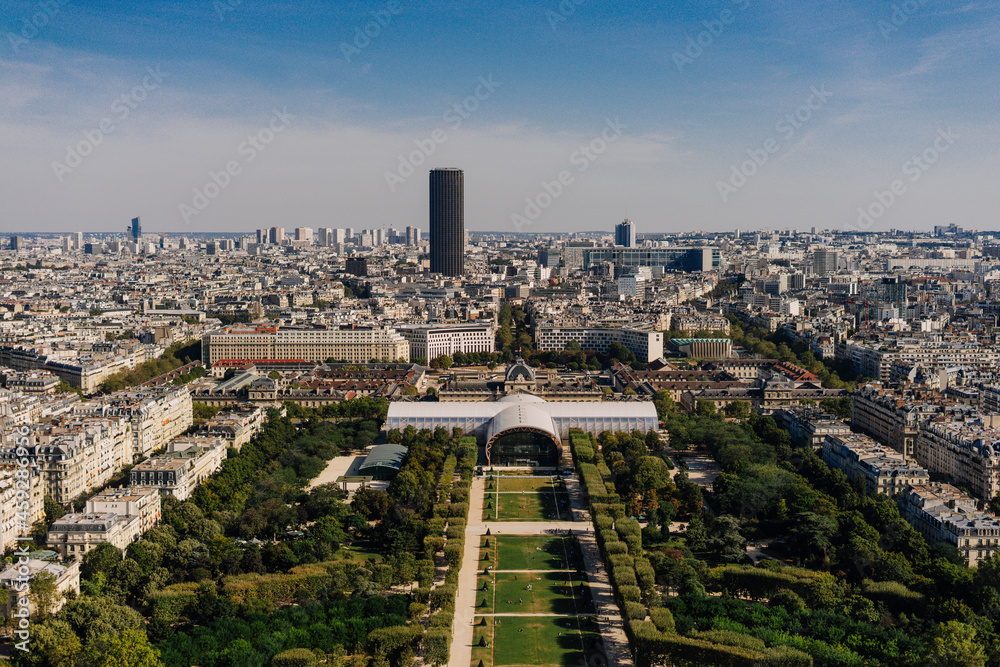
[492,616,598,667]
[499,477,558,493]
[490,535,583,571]
[492,572,588,616]
[496,491,570,521]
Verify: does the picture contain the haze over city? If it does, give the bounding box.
[3,0,1000,234]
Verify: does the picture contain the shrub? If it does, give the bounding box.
[619,584,642,602]
[625,601,647,621]
[272,648,318,667]
[650,608,675,634]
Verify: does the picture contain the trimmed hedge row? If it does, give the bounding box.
[630,620,813,667]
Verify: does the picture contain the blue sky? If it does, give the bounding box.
[2,0,998,234]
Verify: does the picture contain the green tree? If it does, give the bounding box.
[695,399,717,417]
[652,390,677,420]
[924,621,986,667]
[29,572,60,617]
[85,630,162,667]
[686,512,707,550]
[706,514,746,563]
[19,619,81,667]
[723,400,751,420]
[43,496,64,523]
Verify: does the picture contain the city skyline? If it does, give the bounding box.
[3,2,999,235]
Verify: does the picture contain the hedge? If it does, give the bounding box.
[629,620,813,667]
[625,601,647,621]
[650,608,675,634]
[272,648,319,667]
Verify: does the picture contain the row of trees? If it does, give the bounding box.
[97,340,202,394]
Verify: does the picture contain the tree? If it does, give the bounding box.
[652,391,677,420]
[19,619,81,667]
[43,496,64,523]
[723,400,751,420]
[437,355,453,370]
[706,515,746,563]
[81,543,122,581]
[695,399,717,417]
[686,512,707,550]
[85,630,162,667]
[924,621,986,667]
[29,572,60,617]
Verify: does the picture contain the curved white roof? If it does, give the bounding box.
[487,403,560,443]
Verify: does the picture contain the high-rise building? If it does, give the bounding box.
[269,227,285,245]
[429,168,464,276]
[129,217,142,243]
[73,231,83,250]
[615,219,636,247]
[294,227,313,243]
[317,228,332,246]
[813,249,839,276]
[406,226,420,247]
[333,228,348,244]
[9,236,24,251]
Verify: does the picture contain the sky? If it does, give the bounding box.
[1,0,999,236]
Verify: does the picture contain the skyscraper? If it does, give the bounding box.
[813,249,839,276]
[615,219,636,247]
[429,168,464,276]
[129,217,142,243]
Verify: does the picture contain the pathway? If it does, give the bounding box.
[307,453,366,490]
[450,476,486,667]
[450,472,634,667]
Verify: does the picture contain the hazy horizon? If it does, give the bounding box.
[3,1,998,235]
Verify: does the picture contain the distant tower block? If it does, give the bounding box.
[429,168,464,276]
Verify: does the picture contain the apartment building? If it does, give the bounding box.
[900,484,1000,567]
[395,323,496,361]
[46,512,144,558]
[85,485,161,536]
[774,407,852,449]
[914,420,1000,501]
[130,436,227,500]
[534,325,664,363]
[0,559,79,616]
[0,465,45,551]
[74,385,193,458]
[822,433,929,496]
[202,325,410,365]
[0,416,130,504]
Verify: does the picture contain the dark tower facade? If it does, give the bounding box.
[429,168,464,276]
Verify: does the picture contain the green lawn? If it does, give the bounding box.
[492,572,587,616]
[496,492,570,521]
[471,616,494,667]
[492,616,596,667]
[500,477,559,493]
[492,536,583,571]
